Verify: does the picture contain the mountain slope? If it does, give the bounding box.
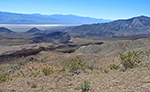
[32,31,71,44]
[0,27,16,34]
[0,11,110,24]
[25,27,42,34]
[66,15,150,37]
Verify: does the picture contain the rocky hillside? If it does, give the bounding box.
[0,27,16,34]
[66,15,150,37]
[25,27,42,34]
[75,38,150,56]
[0,49,150,92]
[32,31,71,44]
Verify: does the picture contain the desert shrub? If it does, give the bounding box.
[32,66,34,69]
[17,73,20,78]
[0,74,11,83]
[145,50,150,56]
[75,80,90,91]
[29,74,32,77]
[104,69,109,73]
[34,72,40,77]
[54,75,57,79]
[63,56,93,73]
[20,70,25,77]
[31,83,37,88]
[28,68,32,71]
[0,75,7,83]
[34,74,38,77]
[74,86,80,90]
[119,51,143,71]
[108,64,120,70]
[42,68,54,76]
[81,81,91,91]
[58,66,66,73]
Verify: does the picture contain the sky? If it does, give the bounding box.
[0,0,150,20]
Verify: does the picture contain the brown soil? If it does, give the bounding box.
[0,51,150,92]
[1,38,150,92]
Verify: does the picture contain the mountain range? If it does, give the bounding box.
[0,11,110,24]
[1,15,150,37]
[66,15,150,37]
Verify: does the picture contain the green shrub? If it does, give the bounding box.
[20,71,25,77]
[119,51,143,71]
[34,74,38,77]
[58,66,66,73]
[34,72,40,77]
[42,68,54,76]
[74,80,90,91]
[145,50,150,56]
[17,73,20,78]
[81,81,90,91]
[54,75,57,79]
[108,64,120,70]
[74,86,80,90]
[29,74,32,77]
[0,75,7,83]
[28,68,32,71]
[104,69,109,73]
[31,83,37,88]
[32,66,34,69]
[63,56,92,73]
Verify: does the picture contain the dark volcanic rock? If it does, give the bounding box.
[66,15,150,37]
[32,31,71,44]
[0,27,16,34]
[25,27,41,34]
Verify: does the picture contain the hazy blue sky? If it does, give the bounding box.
[0,0,150,20]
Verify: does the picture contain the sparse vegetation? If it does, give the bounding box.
[63,56,93,73]
[0,75,7,83]
[104,69,109,73]
[74,86,80,90]
[81,81,91,91]
[31,83,37,88]
[32,66,34,69]
[1,37,150,91]
[54,75,57,79]
[58,66,66,73]
[108,64,120,70]
[145,50,150,56]
[75,80,90,91]
[119,51,143,71]
[42,68,54,76]
[17,73,20,78]
[34,73,38,77]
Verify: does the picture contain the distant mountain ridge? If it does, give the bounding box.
[0,11,110,24]
[66,15,150,37]
[1,15,150,37]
